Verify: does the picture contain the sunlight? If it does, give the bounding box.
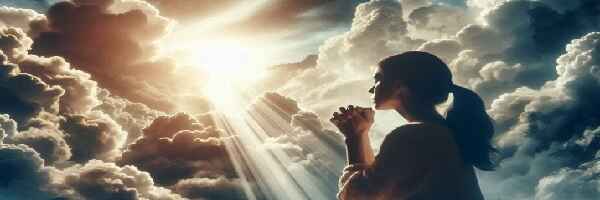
[185,39,268,109]
[193,40,253,77]
[210,89,346,200]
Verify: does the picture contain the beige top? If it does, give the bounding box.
[337,122,484,200]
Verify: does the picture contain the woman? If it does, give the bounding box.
[330,51,496,200]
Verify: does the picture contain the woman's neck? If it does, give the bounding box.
[397,106,445,125]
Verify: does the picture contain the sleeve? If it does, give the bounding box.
[337,125,430,200]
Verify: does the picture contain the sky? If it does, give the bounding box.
[0,0,599,200]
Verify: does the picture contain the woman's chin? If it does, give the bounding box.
[373,103,394,110]
[373,103,385,110]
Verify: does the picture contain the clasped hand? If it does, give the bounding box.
[329,105,374,138]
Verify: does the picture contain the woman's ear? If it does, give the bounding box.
[391,81,411,109]
[391,81,409,99]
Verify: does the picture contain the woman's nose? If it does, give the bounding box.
[368,86,374,94]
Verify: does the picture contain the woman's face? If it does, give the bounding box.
[369,67,404,110]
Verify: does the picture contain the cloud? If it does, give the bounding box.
[417,38,463,63]
[30,0,204,111]
[60,111,127,163]
[6,124,71,165]
[0,144,58,199]
[408,4,475,39]
[481,32,600,199]
[317,0,422,74]
[255,55,318,93]
[0,5,46,33]
[449,0,600,102]
[0,26,33,60]
[400,0,432,15]
[0,51,64,127]
[145,0,239,22]
[0,113,17,142]
[172,176,246,200]
[535,159,600,200]
[119,113,237,187]
[57,159,184,200]
[228,0,360,33]
[93,88,165,144]
[0,143,184,200]
[18,55,100,115]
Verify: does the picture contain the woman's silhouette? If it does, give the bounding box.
[330,51,496,200]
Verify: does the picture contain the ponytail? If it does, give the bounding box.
[445,84,497,171]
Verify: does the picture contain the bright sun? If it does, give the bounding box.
[193,40,253,76]
[186,39,267,108]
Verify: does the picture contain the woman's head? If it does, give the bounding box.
[371,51,498,170]
[369,51,452,111]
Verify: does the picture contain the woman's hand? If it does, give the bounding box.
[329,105,375,139]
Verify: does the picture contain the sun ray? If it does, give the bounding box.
[203,78,347,199]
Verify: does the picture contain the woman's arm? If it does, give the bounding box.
[337,132,375,200]
[345,131,375,165]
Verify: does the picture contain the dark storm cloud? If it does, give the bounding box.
[0,144,57,199]
[482,32,600,199]
[450,0,600,103]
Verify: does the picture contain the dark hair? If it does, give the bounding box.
[378,51,497,171]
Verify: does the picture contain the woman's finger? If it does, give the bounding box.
[333,112,341,118]
[339,107,347,113]
[329,118,339,125]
